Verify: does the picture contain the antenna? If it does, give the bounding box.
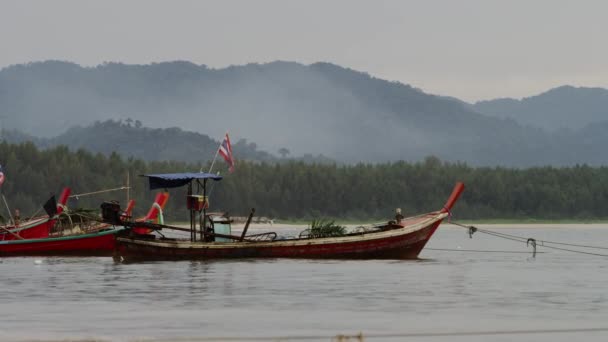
[126,171,130,204]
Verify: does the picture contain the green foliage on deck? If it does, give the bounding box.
[304,219,347,238]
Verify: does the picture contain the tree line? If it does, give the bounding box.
[1,120,334,164]
[1,141,607,222]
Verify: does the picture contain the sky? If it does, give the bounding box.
[1,0,607,102]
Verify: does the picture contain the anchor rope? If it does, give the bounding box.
[426,248,546,254]
[449,221,608,257]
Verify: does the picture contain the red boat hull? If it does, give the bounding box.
[0,218,54,241]
[1,187,72,241]
[0,229,120,257]
[115,213,445,261]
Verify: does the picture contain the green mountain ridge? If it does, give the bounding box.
[1,120,333,165]
[1,60,607,166]
[473,85,608,131]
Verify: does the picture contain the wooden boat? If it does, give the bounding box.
[0,188,72,241]
[0,192,169,257]
[0,228,121,256]
[113,173,464,261]
[1,188,137,240]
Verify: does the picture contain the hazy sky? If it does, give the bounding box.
[1,0,607,102]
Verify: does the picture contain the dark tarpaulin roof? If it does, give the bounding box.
[143,172,223,190]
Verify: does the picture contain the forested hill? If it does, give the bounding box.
[3,141,608,222]
[473,85,608,131]
[4,60,608,166]
[0,120,332,164]
[0,59,590,167]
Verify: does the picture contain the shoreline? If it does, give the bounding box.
[169,221,608,231]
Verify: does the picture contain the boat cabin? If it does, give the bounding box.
[206,213,233,242]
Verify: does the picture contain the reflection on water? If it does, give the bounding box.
[1,225,608,341]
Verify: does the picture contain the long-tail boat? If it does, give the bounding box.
[0,192,169,256]
[113,173,464,261]
[1,188,138,240]
[0,188,72,241]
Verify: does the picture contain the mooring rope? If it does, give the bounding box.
[525,242,608,257]
[449,221,608,257]
[426,247,546,254]
[69,186,130,199]
[450,221,608,250]
[24,205,44,221]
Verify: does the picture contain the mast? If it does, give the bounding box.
[201,178,208,242]
[2,195,15,226]
[126,171,130,204]
[189,182,195,242]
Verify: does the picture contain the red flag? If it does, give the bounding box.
[218,133,235,173]
[0,164,5,187]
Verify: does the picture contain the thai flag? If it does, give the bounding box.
[0,164,5,187]
[218,133,235,173]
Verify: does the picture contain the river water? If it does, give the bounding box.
[1,224,608,341]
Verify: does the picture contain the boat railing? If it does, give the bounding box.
[243,232,277,241]
[52,210,101,236]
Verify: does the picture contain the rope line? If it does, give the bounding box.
[426,248,546,254]
[24,205,44,221]
[69,186,130,199]
[449,221,608,257]
[527,242,608,257]
[450,222,608,250]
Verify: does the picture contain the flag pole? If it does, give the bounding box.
[203,133,226,174]
[203,132,229,202]
[206,146,221,174]
[202,140,222,174]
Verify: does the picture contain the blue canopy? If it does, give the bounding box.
[143,172,223,190]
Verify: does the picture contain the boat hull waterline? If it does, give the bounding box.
[116,214,445,261]
[0,229,121,257]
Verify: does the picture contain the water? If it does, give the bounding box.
[2,224,608,341]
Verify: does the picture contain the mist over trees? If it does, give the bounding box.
[1,120,332,164]
[473,85,608,131]
[3,60,608,167]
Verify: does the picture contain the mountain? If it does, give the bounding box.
[0,129,40,144]
[0,60,603,166]
[473,85,608,131]
[0,120,332,165]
